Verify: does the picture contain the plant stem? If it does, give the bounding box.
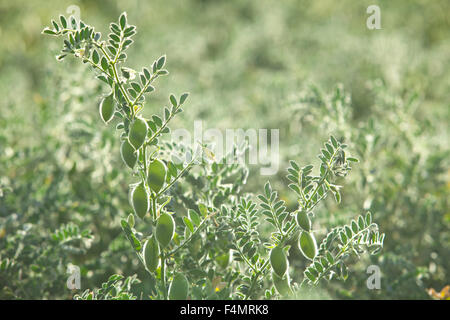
[244,275,258,300]
[142,145,147,175]
[152,197,157,220]
[236,247,259,274]
[160,250,167,300]
[132,73,158,106]
[311,223,376,285]
[155,155,197,199]
[96,43,133,110]
[304,146,339,211]
[145,105,180,147]
[167,211,217,256]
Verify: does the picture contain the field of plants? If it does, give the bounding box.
[0,0,449,300]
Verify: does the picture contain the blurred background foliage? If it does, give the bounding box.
[0,0,449,299]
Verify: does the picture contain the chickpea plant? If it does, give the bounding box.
[43,13,384,300]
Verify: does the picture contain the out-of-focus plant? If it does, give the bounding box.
[74,274,140,300]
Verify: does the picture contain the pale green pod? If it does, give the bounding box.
[147,159,167,193]
[296,210,311,231]
[298,231,318,261]
[128,117,148,150]
[272,271,293,296]
[155,212,175,248]
[168,273,189,300]
[99,92,115,124]
[270,246,288,277]
[120,139,137,169]
[130,182,149,219]
[143,236,160,272]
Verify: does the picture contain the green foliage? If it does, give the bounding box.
[287,82,448,298]
[74,274,140,300]
[303,212,384,285]
[39,12,385,300]
[1,1,447,300]
[0,220,93,299]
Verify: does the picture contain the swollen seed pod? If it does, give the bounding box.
[143,236,160,272]
[130,182,149,219]
[298,231,318,261]
[272,271,293,296]
[147,159,167,193]
[120,140,137,169]
[296,210,311,231]
[155,212,175,248]
[128,117,148,150]
[99,92,115,124]
[270,246,288,277]
[168,273,189,300]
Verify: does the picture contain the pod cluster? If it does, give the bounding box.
[269,246,292,296]
[141,213,175,273]
[128,158,167,220]
[296,210,318,261]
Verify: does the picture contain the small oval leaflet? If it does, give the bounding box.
[127,213,135,228]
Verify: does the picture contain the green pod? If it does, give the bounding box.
[130,182,149,219]
[168,273,189,300]
[147,159,167,193]
[128,117,148,150]
[99,92,115,124]
[270,246,288,277]
[143,236,160,272]
[120,140,137,169]
[272,271,292,296]
[298,231,318,261]
[296,210,311,231]
[155,212,175,248]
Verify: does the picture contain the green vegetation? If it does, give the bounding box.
[0,0,448,300]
